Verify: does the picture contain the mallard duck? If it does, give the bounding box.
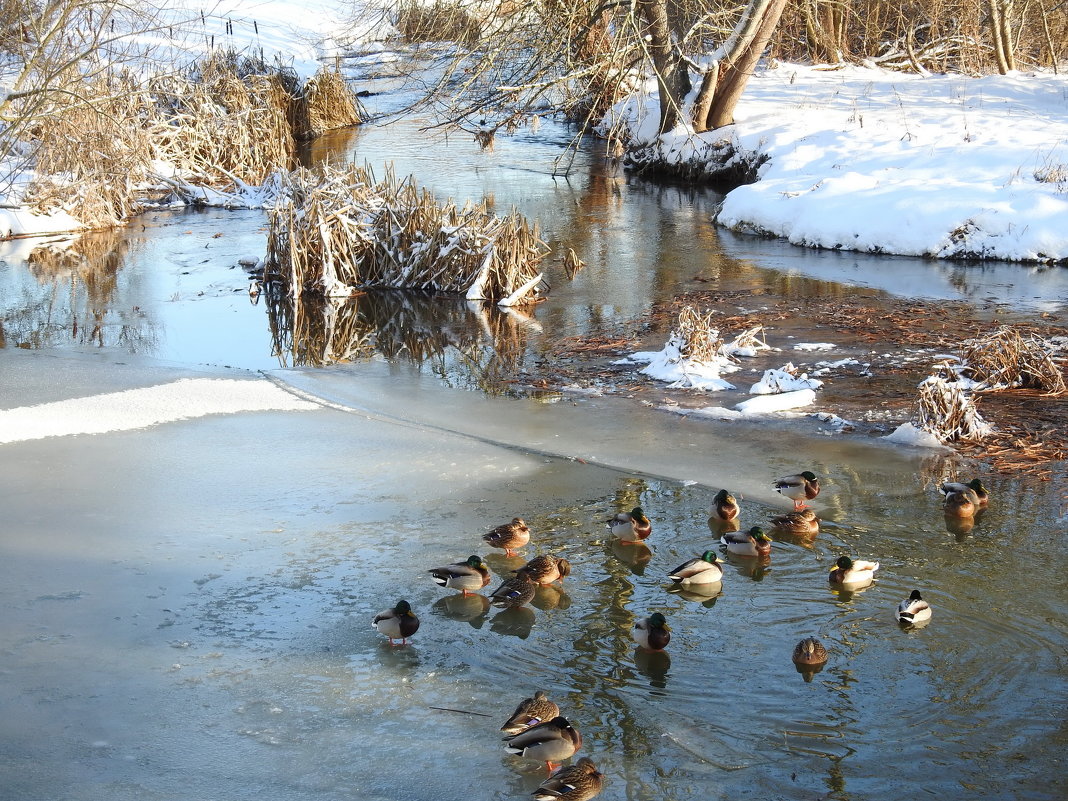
[516,554,572,585]
[667,550,724,585]
[503,715,582,771]
[371,599,420,645]
[828,556,879,588]
[483,517,531,557]
[940,478,989,508]
[428,554,491,595]
[501,690,561,734]
[608,507,651,544]
[709,489,740,522]
[896,589,932,624]
[632,612,671,651]
[489,573,538,607]
[943,490,976,518]
[532,756,604,801]
[792,636,828,666]
[774,471,820,509]
[720,526,773,557]
[769,508,819,535]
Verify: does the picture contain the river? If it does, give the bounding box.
[0,75,1066,801]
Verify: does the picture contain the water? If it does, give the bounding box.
[1,85,1066,800]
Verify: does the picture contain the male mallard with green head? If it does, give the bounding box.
[483,517,531,557]
[516,554,572,585]
[503,715,583,771]
[501,690,561,735]
[632,612,671,651]
[532,756,604,801]
[720,526,773,557]
[792,636,828,666]
[371,599,420,646]
[896,589,932,625]
[608,507,652,544]
[774,471,820,509]
[940,478,989,507]
[709,489,740,522]
[667,550,724,585]
[769,508,819,535]
[428,554,491,596]
[828,556,879,588]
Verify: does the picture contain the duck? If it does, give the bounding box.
[608,507,651,544]
[667,550,724,585]
[709,489,740,522]
[940,478,989,508]
[632,612,671,651]
[503,715,583,771]
[720,526,773,557]
[828,556,879,588]
[532,756,604,801]
[774,471,820,509]
[482,517,531,557]
[427,554,491,595]
[489,573,538,607]
[371,599,420,645]
[896,589,932,625]
[943,489,976,518]
[501,690,561,734]
[792,636,828,666]
[516,554,572,585]
[769,508,819,535]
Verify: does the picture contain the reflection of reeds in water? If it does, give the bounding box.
[264,288,531,391]
[6,231,157,351]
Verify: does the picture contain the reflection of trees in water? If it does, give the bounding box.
[1,231,157,351]
[264,287,533,392]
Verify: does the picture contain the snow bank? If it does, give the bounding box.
[0,378,318,443]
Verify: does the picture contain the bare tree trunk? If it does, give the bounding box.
[636,0,689,134]
[692,0,788,132]
[989,0,1017,74]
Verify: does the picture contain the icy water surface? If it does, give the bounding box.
[1,104,1067,801]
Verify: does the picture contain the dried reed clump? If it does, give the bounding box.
[24,74,153,228]
[263,163,548,304]
[290,67,365,141]
[674,305,722,363]
[959,325,1067,395]
[917,375,992,442]
[394,0,481,46]
[148,56,296,189]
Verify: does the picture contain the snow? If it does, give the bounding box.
[626,337,738,392]
[883,422,951,449]
[609,63,1068,264]
[794,343,836,351]
[734,389,817,415]
[749,365,823,394]
[0,378,318,444]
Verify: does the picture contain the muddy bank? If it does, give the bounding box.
[531,287,1068,483]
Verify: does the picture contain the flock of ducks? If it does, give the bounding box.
[370,470,988,800]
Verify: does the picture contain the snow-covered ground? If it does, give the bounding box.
[2,0,1066,266]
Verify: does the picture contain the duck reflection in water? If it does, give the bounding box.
[633,647,671,690]
[666,584,722,607]
[610,539,652,576]
[490,605,536,639]
[944,512,975,539]
[431,593,490,628]
[531,584,571,611]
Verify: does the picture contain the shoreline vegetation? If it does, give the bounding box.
[1,0,1065,475]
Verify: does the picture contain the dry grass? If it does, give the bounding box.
[264,163,548,303]
[393,0,482,45]
[959,325,1067,395]
[290,67,365,141]
[674,305,722,362]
